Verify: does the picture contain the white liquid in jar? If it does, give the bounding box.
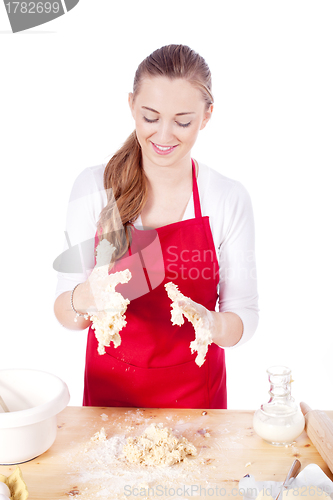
[253,405,305,445]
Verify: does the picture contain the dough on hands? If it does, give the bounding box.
[164,282,212,367]
[123,423,197,467]
[95,238,117,268]
[89,240,132,355]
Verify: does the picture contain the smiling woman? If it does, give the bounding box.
[98,45,214,253]
[54,44,259,410]
[129,77,212,167]
[128,76,213,229]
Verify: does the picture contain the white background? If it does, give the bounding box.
[0,0,332,410]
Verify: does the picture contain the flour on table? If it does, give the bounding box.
[165,282,212,367]
[88,240,132,355]
[123,422,197,467]
[90,427,107,442]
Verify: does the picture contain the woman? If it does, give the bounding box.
[54,44,259,409]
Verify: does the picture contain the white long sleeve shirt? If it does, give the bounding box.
[54,161,259,348]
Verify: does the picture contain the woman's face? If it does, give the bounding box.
[129,76,213,169]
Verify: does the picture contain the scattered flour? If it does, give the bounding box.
[62,424,199,499]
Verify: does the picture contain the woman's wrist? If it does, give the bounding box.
[70,281,95,315]
[71,283,89,321]
[54,289,92,331]
[71,284,85,314]
[210,311,243,348]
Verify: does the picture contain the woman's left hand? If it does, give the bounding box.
[175,297,243,348]
[176,298,216,336]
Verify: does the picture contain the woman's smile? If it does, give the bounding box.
[151,142,179,155]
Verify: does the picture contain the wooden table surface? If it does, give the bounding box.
[1,407,332,500]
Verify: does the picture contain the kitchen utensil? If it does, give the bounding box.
[275,459,301,500]
[0,395,9,413]
[300,402,333,475]
[0,369,70,464]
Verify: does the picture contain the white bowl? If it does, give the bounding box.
[0,369,70,464]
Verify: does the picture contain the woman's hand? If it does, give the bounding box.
[75,263,113,315]
[74,262,131,315]
[54,262,130,331]
[175,297,244,349]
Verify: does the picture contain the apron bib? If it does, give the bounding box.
[83,160,227,408]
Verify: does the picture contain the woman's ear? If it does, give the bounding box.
[128,92,134,117]
[200,103,214,130]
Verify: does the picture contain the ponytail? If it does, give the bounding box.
[97,131,147,262]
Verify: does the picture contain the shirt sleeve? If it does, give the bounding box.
[54,165,107,300]
[217,181,259,348]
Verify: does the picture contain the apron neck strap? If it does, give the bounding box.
[191,159,202,218]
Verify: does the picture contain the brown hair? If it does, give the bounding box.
[97,44,213,262]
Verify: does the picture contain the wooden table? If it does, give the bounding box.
[1,407,332,500]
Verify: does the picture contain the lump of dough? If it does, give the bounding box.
[90,427,107,442]
[123,423,197,467]
[89,240,132,355]
[164,282,212,367]
[0,467,29,500]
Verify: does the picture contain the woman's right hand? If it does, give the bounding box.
[73,263,113,316]
[53,262,115,331]
[54,239,129,330]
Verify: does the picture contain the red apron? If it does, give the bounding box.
[83,160,227,409]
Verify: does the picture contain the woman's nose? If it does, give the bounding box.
[154,120,174,144]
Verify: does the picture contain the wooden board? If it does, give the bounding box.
[1,407,332,500]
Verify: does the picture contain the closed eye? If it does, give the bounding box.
[143,116,191,127]
[177,121,191,128]
[143,116,158,123]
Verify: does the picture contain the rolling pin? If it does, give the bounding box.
[300,402,333,474]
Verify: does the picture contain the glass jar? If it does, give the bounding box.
[253,365,305,445]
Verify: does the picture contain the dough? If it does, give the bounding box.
[89,240,132,355]
[123,423,197,467]
[164,282,212,367]
[95,238,116,267]
[91,427,107,442]
[0,467,29,500]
